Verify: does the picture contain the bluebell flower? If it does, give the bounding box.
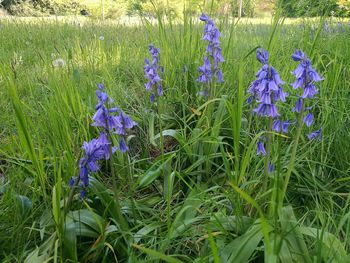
[144,44,163,102]
[291,50,323,134]
[256,141,267,156]
[150,93,155,103]
[115,111,137,136]
[119,137,129,153]
[291,50,322,93]
[248,48,287,118]
[197,13,224,88]
[272,119,293,133]
[78,132,112,189]
[197,57,213,84]
[71,85,138,197]
[292,97,303,113]
[281,120,293,133]
[68,177,75,187]
[256,48,269,64]
[80,189,87,199]
[307,128,322,141]
[303,112,314,127]
[301,83,318,99]
[92,84,121,131]
[268,162,274,173]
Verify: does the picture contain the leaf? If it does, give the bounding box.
[207,229,220,263]
[67,209,105,234]
[132,244,184,263]
[299,226,347,261]
[52,182,61,226]
[134,222,160,244]
[25,233,57,263]
[16,194,32,217]
[138,154,174,188]
[279,206,311,263]
[221,223,264,263]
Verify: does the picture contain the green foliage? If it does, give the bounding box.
[1,7,350,262]
[277,0,346,17]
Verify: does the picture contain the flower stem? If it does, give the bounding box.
[107,136,129,231]
[280,104,304,209]
[64,177,80,214]
[262,117,273,198]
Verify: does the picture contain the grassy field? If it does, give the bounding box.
[0,14,350,262]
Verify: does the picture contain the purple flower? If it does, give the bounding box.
[92,84,122,131]
[92,108,121,130]
[303,112,314,127]
[68,177,75,187]
[272,119,281,132]
[291,50,305,61]
[253,103,279,118]
[115,112,137,135]
[291,50,323,140]
[80,189,87,199]
[78,132,112,190]
[144,44,163,102]
[272,119,293,133]
[197,57,212,84]
[301,83,318,99]
[291,50,322,98]
[197,13,224,86]
[292,98,303,113]
[307,129,322,141]
[282,120,293,133]
[268,162,274,173]
[150,92,155,103]
[257,141,267,156]
[256,48,269,64]
[119,137,129,153]
[248,49,287,118]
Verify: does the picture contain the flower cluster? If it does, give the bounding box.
[69,84,136,197]
[248,49,288,160]
[197,13,224,87]
[144,44,163,103]
[248,48,288,118]
[92,84,136,150]
[291,50,323,140]
[115,111,137,152]
[71,132,113,197]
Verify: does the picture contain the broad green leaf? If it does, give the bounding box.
[132,244,184,263]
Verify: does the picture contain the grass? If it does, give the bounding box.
[0,13,350,262]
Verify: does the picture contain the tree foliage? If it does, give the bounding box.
[277,0,348,17]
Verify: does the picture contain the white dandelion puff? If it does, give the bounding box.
[52,58,66,68]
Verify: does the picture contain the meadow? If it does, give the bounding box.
[0,13,350,262]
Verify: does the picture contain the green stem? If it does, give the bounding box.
[124,148,137,226]
[280,104,304,209]
[108,135,129,231]
[262,117,273,196]
[157,99,169,231]
[64,176,80,215]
